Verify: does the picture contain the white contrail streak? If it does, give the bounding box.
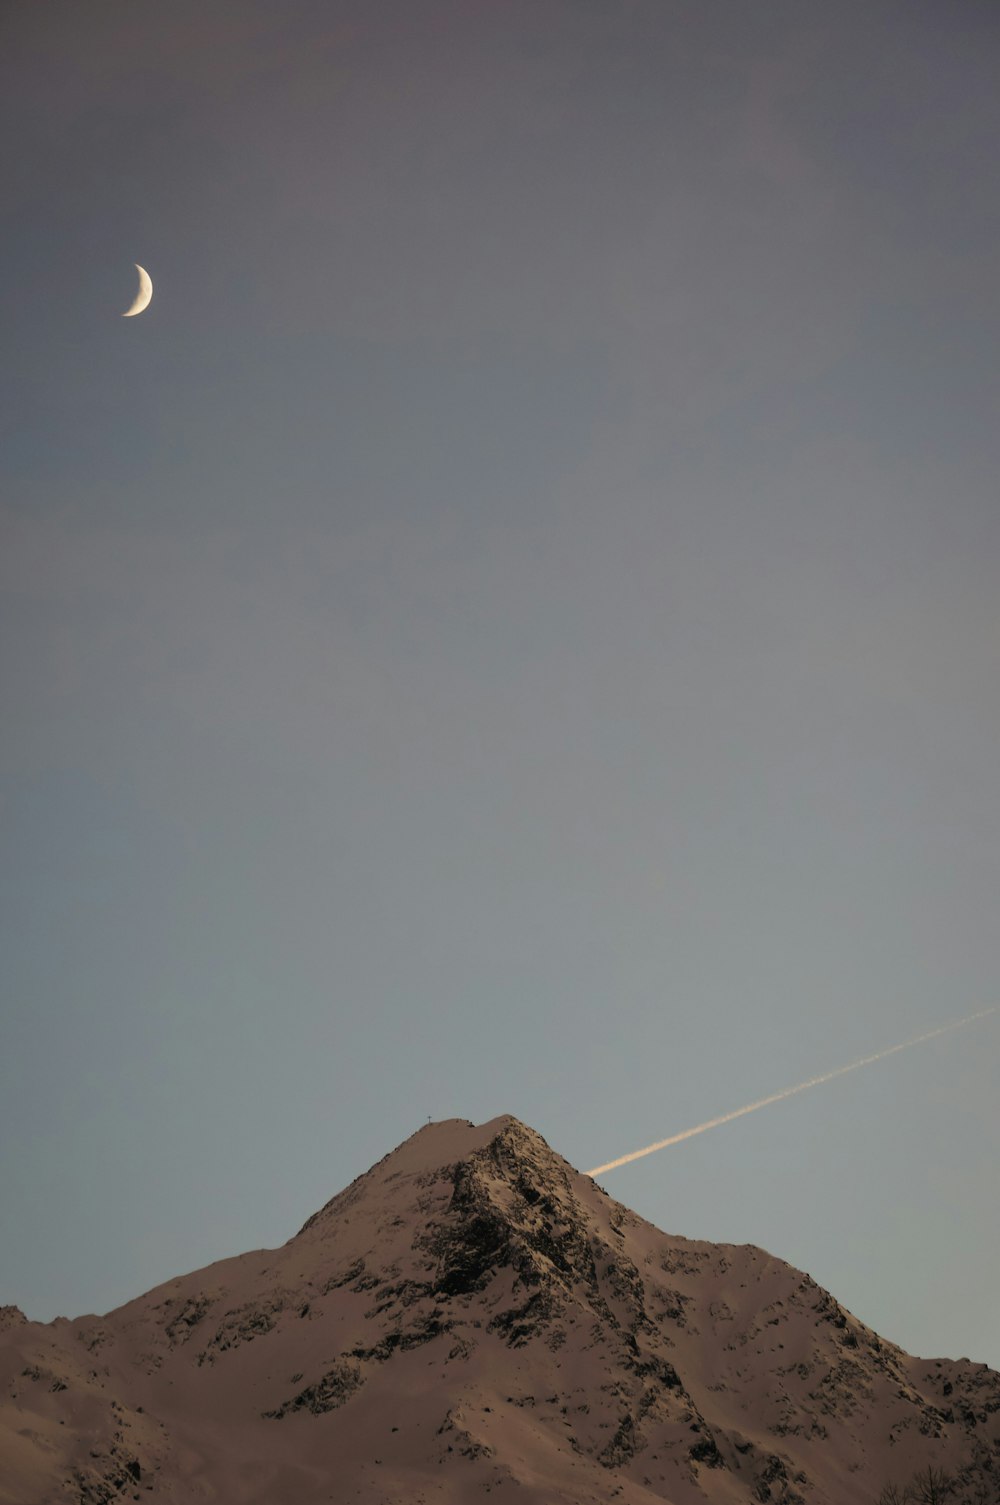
[586,1007,997,1178]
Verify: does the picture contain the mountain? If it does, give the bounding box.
[2,1115,998,1504]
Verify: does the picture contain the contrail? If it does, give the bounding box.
[586,1007,997,1178]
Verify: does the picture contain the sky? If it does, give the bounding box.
[1,0,998,1371]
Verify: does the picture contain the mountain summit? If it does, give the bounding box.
[2,1115,998,1503]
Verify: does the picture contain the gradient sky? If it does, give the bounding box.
[2,0,998,1370]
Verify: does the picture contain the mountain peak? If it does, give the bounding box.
[293,1112,616,1321]
[3,1115,999,1504]
[297,1112,543,1233]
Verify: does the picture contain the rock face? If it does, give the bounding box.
[2,1115,998,1504]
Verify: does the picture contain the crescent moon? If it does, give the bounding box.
[122,264,153,317]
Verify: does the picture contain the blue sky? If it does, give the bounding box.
[2,0,998,1367]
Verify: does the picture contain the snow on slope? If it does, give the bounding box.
[1,1115,998,1504]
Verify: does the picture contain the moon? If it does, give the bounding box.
[122,264,153,318]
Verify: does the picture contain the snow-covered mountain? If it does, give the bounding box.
[2,1115,998,1503]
